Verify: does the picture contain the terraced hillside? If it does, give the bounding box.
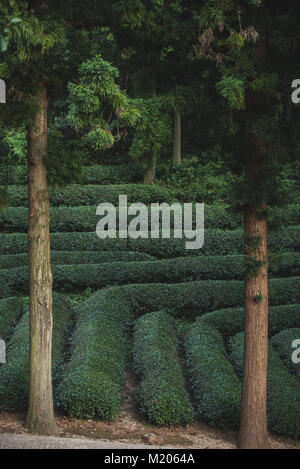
[0,164,300,439]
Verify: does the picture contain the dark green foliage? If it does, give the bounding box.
[1,225,299,257]
[81,164,144,184]
[0,296,24,342]
[185,321,241,430]
[56,289,132,420]
[133,311,194,425]
[0,165,28,185]
[0,294,71,412]
[157,156,234,204]
[0,251,155,269]
[0,164,144,185]
[45,134,88,187]
[271,329,300,379]
[122,278,300,319]
[1,204,300,233]
[229,333,300,439]
[1,255,300,296]
[3,183,176,207]
[200,304,300,338]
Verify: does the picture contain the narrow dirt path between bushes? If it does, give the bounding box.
[0,371,299,450]
[1,411,299,449]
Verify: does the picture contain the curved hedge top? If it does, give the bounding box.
[1,225,300,257]
[1,204,300,233]
[1,254,300,297]
[0,164,143,186]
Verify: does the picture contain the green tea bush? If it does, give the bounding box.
[2,256,300,296]
[133,311,194,425]
[0,165,27,185]
[229,332,300,439]
[1,225,299,257]
[56,289,132,420]
[81,164,144,184]
[0,164,143,185]
[0,296,25,342]
[185,320,241,429]
[0,294,71,411]
[0,251,155,269]
[199,304,300,338]
[4,184,176,207]
[271,328,300,378]
[1,204,300,233]
[122,278,300,319]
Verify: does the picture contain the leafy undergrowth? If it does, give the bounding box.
[1,165,300,440]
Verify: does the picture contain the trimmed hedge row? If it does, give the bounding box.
[124,277,300,319]
[0,164,143,186]
[0,251,155,269]
[271,328,300,379]
[0,204,235,232]
[229,332,300,439]
[56,289,132,420]
[57,278,300,320]
[199,304,300,338]
[133,311,194,425]
[1,204,300,233]
[0,294,71,412]
[1,255,300,296]
[3,184,176,207]
[0,296,25,342]
[184,321,241,430]
[1,225,300,257]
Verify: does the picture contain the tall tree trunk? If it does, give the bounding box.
[26,83,56,435]
[172,110,181,166]
[239,155,270,449]
[144,150,157,185]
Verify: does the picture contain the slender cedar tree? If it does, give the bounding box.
[0,0,68,434]
[196,0,300,448]
[0,0,140,434]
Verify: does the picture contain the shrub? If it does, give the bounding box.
[0,251,155,269]
[1,256,300,296]
[56,289,132,420]
[0,294,71,411]
[229,332,300,439]
[0,165,27,185]
[4,184,176,207]
[0,296,25,342]
[184,321,241,429]
[0,164,143,186]
[124,278,300,320]
[133,311,194,425]
[200,304,300,338]
[271,328,300,378]
[1,225,299,257]
[1,204,300,233]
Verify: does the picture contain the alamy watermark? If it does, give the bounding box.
[292,339,300,364]
[291,79,300,104]
[0,339,5,364]
[96,195,204,250]
[0,79,6,103]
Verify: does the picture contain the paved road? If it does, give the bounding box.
[0,433,173,449]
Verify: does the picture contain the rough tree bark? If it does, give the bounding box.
[144,149,157,185]
[239,151,270,449]
[238,19,271,448]
[172,110,181,166]
[26,83,56,435]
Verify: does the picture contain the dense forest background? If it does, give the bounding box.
[0,0,299,205]
[0,0,300,449]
